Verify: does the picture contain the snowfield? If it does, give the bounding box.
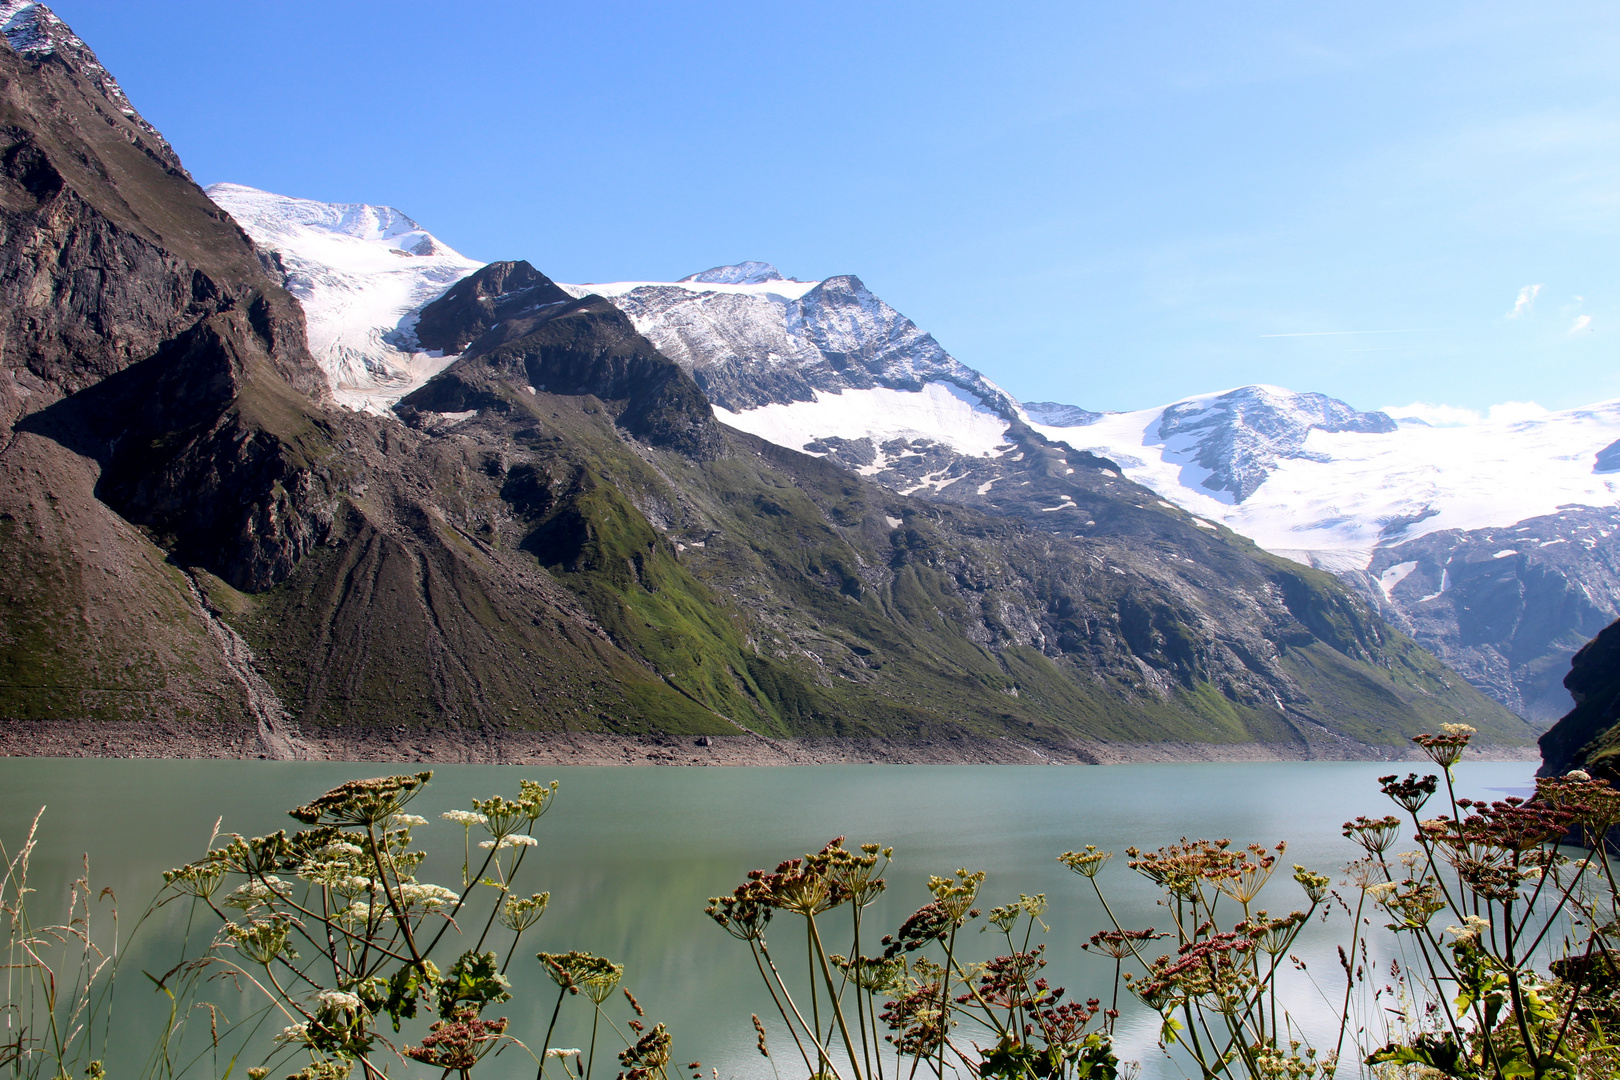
[1027,390,1620,564]
[716,382,1013,464]
[206,183,484,413]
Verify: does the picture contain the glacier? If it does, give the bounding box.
[205,183,484,414]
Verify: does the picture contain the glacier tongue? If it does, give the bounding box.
[205,183,483,414]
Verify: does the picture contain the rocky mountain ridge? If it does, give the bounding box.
[552,265,1620,725]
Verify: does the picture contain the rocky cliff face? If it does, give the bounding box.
[1538,618,1620,783]
[0,11,337,741]
[1357,507,1620,722]
[601,272,1019,417]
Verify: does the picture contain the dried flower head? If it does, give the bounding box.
[163,860,225,899]
[1379,773,1438,814]
[290,773,433,826]
[1292,865,1331,905]
[403,1008,509,1070]
[1083,928,1166,960]
[1343,815,1403,856]
[539,951,624,1003]
[1412,727,1473,769]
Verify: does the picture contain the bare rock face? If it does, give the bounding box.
[1539,618,1620,783]
[412,259,574,356]
[0,36,341,591]
[405,265,726,460]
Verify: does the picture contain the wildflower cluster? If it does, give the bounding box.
[1070,833,1328,1080]
[145,772,682,1079]
[713,840,1118,1080]
[1349,729,1620,1078]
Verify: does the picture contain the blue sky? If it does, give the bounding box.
[49,1,1620,415]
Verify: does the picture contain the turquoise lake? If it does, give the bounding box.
[0,758,1538,1078]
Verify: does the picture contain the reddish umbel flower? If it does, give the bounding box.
[1133,931,1258,1009]
[1342,815,1403,855]
[704,877,773,942]
[1124,838,1284,904]
[617,1021,672,1080]
[1379,772,1438,814]
[402,1007,507,1070]
[881,901,956,958]
[1083,928,1165,960]
[1412,728,1473,768]
[958,948,1047,1011]
[881,980,946,1057]
[1533,772,1620,841]
[1028,996,1103,1046]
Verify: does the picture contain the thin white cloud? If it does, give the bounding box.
[1570,314,1593,333]
[1507,283,1542,318]
[1383,400,1548,426]
[1486,401,1550,423]
[1384,402,1483,426]
[1258,328,1440,338]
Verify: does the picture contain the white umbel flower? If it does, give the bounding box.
[442,810,488,826]
[478,835,538,850]
[317,990,361,1011]
[396,883,460,909]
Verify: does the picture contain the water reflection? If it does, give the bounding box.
[0,758,1535,1079]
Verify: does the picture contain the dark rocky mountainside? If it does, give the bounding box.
[1361,506,1620,722]
[1539,617,1620,783]
[0,4,1532,758]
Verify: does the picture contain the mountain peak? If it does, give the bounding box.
[0,1,187,175]
[2,1,73,59]
[206,183,440,247]
[679,261,785,285]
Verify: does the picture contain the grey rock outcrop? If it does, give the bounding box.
[1154,387,1397,503]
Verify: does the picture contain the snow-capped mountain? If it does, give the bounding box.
[205,184,483,413]
[1024,388,1620,719]
[573,264,1620,721]
[1027,386,1620,557]
[202,181,1620,722]
[571,269,1021,424]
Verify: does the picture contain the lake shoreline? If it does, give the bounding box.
[0,719,1541,766]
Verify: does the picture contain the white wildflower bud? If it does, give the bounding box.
[317,990,361,1011]
[275,1023,312,1044]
